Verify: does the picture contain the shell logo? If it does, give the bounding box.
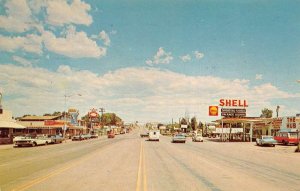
[209,106,219,116]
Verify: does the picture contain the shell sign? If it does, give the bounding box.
[209,106,219,116]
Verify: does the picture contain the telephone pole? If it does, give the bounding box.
[99,107,105,126]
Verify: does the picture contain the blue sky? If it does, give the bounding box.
[0,0,299,123]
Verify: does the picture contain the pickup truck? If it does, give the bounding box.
[15,135,51,147]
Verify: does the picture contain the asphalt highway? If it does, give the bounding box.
[0,130,300,191]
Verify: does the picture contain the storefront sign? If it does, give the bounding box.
[219,99,248,107]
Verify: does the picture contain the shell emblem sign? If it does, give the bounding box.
[209,106,219,116]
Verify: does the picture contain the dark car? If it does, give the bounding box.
[108,132,115,138]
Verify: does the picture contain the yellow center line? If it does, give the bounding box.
[143,143,147,191]
[136,140,148,191]
[136,141,143,191]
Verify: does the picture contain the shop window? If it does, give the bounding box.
[0,128,9,138]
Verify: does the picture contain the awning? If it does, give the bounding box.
[0,121,25,129]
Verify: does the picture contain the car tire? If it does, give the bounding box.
[32,142,36,147]
[45,142,48,145]
[273,144,275,147]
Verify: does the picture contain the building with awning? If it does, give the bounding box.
[0,110,25,144]
[17,115,87,137]
[215,117,282,142]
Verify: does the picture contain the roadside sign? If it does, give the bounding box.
[221,108,246,117]
[209,106,219,116]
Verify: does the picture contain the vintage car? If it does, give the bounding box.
[256,136,276,147]
[81,134,92,140]
[108,132,115,138]
[90,133,99,138]
[72,135,83,141]
[192,135,204,142]
[14,135,51,147]
[172,134,186,143]
[47,135,64,144]
[140,132,149,138]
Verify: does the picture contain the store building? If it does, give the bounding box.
[0,110,25,144]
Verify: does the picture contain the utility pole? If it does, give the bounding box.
[99,107,105,126]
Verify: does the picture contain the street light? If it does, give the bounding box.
[63,93,82,140]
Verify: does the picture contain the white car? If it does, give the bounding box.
[192,135,204,142]
[14,135,51,147]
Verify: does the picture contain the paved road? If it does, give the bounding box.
[1,131,300,191]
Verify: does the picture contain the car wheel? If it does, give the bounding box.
[273,144,275,147]
[32,142,36,147]
[45,142,48,145]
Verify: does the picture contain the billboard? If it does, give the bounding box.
[69,108,79,126]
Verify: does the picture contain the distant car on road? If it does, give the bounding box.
[108,132,115,138]
[192,135,203,142]
[256,136,276,147]
[172,134,186,143]
[140,132,149,138]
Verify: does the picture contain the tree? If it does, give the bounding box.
[180,118,188,125]
[99,113,123,126]
[191,117,198,131]
[260,108,273,118]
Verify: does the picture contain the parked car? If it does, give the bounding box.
[256,136,276,147]
[108,132,115,138]
[47,135,64,144]
[14,135,50,147]
[13,136,26,143]
[72,135,83,141]
[90,133,99,138]
[81,134,92,140]
[172,134,186,143]
[192,135,204,142]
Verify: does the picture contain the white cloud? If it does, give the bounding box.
[194,51,204,60]
[46,0,92,26]
[256,74,263,80]
[0,65,297,123]
[180,54,191,62]
[42,27,106,58]
[12,56,32,67]
[0,0,33,32]
[146,47,173,65]
[0,34,43,54]
[98,31,111,46]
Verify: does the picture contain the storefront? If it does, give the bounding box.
[0,111,25,144]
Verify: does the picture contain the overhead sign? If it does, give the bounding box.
[209,106,219,116]
[219,99,248,107]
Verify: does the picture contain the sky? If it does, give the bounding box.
[0,0,300,124]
